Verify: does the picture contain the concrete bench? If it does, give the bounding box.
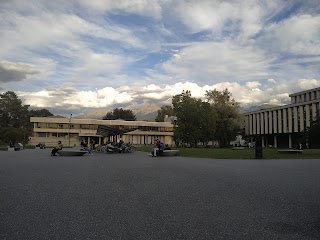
[57,150,88,156]
[150,150,180,157]
[232,147,244,150]
[8,147,21,151]
[278,149,303,154]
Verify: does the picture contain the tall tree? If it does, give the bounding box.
[103,108,136,121]
[172,91,216,147]
[155,105,174,122]
[0,91,31,144]
[205,88,241,147]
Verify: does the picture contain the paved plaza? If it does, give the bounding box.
[1,149,320,239]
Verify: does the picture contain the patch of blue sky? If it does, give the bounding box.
[80,33,144,54]
[129,51,171,71]
[106,12,158,29]
[184,30,213,41]
[30,46,71,65]
[265,1,302,24]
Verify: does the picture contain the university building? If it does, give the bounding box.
[245,87,320,148]
[29,116,174,147]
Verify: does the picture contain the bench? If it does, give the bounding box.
[278,149,303,154]
[149,150,180,157]
[8,147,21,151]
[232,147,244,150]
[57,150,88,156]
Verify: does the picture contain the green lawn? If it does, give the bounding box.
[136,146,320,159]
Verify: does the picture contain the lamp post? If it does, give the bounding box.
[68,113,72,147]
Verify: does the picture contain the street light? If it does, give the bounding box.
[68,113,72,147]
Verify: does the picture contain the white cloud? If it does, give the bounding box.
[245,81,261,89]
[267,79,276,83]
[161,41,270,84]
[259,14,320,55]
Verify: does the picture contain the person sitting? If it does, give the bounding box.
[151,139,165,157]
[51,140,63,156]
[82,142,92,154]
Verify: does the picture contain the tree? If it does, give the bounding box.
[155,105,174,122]
[0,91,32,144]
[29,109,53,117]
[0,128,27,144]
[172,91,216,147]
[303,111,320,148]
[205,88,242,147]
[103,108,136,121]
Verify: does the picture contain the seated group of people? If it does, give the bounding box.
[80,140,93,154]
[151,139,171,157]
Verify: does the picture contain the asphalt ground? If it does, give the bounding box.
[1,149,320,240]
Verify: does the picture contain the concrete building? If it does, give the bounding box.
[29,116,174,147]
[244,87,320,148]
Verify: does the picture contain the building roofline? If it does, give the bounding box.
[289,87,320,97]
[244,99,320,115]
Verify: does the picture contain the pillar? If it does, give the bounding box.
[253,114,256,135]
[306,104,310,128]
[249,115,252,135]
[312,103,317,120]
[288,108,292,133]
[264,111,268,134]
[273,110,278,133]
[269,111,273,134]
[262,135,265,147]
[278,109,282,133]
[288,134,292,149]
[283,108,287,133]
[299,105,304,131]
[293,107,298,132]
[274,135,277,148]
[260,113,264,134]
[256,113,260,134]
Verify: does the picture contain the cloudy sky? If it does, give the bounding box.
[0,0,319,116]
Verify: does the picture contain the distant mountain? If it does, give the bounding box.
[132,104,160,121]
[244,104,280,113]
[74,103,160,121]
[73,109,109,119]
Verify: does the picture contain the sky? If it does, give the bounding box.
[0,0,320,116]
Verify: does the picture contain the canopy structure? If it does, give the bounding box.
[96,125,136,137]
